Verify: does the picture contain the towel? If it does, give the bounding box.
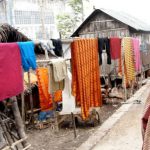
[51,58,67,82]
[0,43,23,101]
[48,64,64,94]
[110,37,121,59]
[132,38,141,72]
[18,41,37,72]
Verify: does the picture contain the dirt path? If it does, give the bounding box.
[28,104,121,150]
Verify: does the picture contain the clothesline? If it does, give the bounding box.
[36,58,70,64]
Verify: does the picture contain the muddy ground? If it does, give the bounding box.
[27,103,121,150]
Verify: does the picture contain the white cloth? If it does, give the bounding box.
[51,58,67,82]
[61,69,75,114]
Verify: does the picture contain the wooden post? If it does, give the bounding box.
[21,92,25,126]
[71,113,77,138]
[10,96,28,148]
[21,72,25,125]
[27,71,34,123]
[121,39,127,101]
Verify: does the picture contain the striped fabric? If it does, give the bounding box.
[118,37,136,87]
[71,38,102,120]
[142,95,150,150]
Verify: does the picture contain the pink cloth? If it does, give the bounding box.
[132,38,141,72]
[0,43,23,101]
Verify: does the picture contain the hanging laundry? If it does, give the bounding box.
[0,43,23,101]
[61,69,75,114]
[48,62,64,94]
[98,37,111,65]
[36,68,52,111]
[51,39,63,57]
[110,37,121,59]
[121,37,136,86]
[40,40,56,57]
[18,41,37,72]
[132,38,141,72]
[51,58,67,82]
[71,38,102,120]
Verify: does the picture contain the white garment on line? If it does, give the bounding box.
[61,69,75,114]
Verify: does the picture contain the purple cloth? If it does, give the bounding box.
[0,43,23,101]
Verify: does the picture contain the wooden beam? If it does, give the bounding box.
[10,96,28,148]
[90,20,114,23]
[79,28,128,35]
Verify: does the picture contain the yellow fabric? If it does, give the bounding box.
[24,72,37,84]
[121,37,136,86]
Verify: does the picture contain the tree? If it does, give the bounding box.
[57,0,88,38]
[57,13,74,38]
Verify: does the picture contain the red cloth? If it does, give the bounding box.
[110,37,121,59]
[0,43,23,101]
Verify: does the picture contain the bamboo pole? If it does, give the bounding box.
[121,39,127,101]
[10,96,28,148]
[27,71,34,124]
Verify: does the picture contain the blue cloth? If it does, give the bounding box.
[18,41,37,72]
[38,111,54,121]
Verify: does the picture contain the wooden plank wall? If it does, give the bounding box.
[78,12,130,38]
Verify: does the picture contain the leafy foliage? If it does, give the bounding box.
[57,0,88,38]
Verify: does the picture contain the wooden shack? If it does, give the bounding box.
[71,8,150,43]
[71,8,150,75]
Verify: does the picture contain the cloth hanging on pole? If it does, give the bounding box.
[71,38,102,120]
[119,37,136,86]
[36,68,52,111]
[110,37,121,59]
[0,43,23,101]
[132,38,141,72]
[51,39,63,57]
[48,63,64,94]
[62,69,75,114]
[51,58,67,82]
[98,37,111,65]
[18,41,37,72]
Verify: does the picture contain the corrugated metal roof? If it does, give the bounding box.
[101,8,150,31]
[71,8,150,37]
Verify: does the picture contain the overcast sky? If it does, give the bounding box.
[85,0,150,25]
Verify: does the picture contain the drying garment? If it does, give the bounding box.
[51,58,67,82]
[132,38,141,72]
[48,64,64,94]
[98,37,111,65]
[18,41,37,72]
[61,69,75,114]
[142,95,150,150]
[0,43,23,101]
[71,38,102,120]
[110,37,121,59]
[119,37,136,86]
[36,68,52,111]
[51,39,63,57]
